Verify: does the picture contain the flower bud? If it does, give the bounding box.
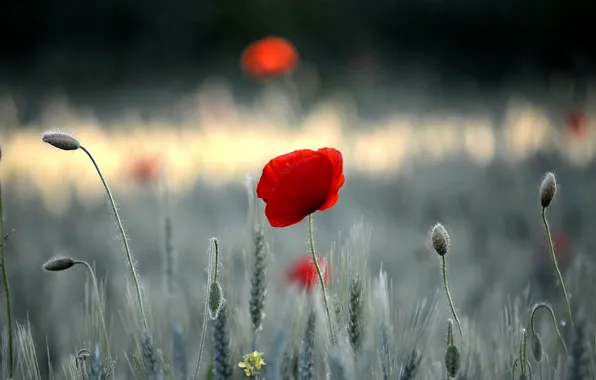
[431,223,450,256]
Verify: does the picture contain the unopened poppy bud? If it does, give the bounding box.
[531,332,543,362]
[208,281,225,320]
[431,223,450,256]
[41,131,81,151]
[539,172,556,208]
[445,344,460,378]
[42,257,76,272]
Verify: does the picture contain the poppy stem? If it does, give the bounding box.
[541,207,574,329]
[80,145,149,332]
[73,259,111,356]
[307,214,336,345]
[0,177,14,377]
[441,255,463,340]
[530,303,568,357]
[192,285,209,380]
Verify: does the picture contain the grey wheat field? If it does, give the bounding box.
[1,137,596,380]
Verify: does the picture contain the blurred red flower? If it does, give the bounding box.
[286,255,330,290]
[241,36,299,78]
[126,155,163,184]
[256,148,345,228]
[565,110,589,139]
[541,232,573,269]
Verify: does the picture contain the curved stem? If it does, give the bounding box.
[80,146,148,331]
[530,302,568,357]
[541,207,574,329]
[307,214,336,345]
[74,260,110,356]
[0,178,14,377]
[192,287,209,380]
[442,255,463,340]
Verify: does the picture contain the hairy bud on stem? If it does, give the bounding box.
[431,223,450,256]
[41,131,81,151]
[539,172,556,208]
[42,257,76,272]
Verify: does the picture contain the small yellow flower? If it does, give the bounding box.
[238,351,266,377]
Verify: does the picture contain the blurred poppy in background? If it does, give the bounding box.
[256,148,345,227]
[286,255,330,290]
[125,154,163,185]
[241,36,299,79]
[535,231,574,300]
[540,232,573,269]
[564,110,589,139]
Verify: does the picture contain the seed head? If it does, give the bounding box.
[208,281,225,320]
[41,130,81,151]
[43,257,76,272]
[539,172,557,208]
[445,344,460,378]
[431,223,450,256]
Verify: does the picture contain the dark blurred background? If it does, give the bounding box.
[1,0,596,122]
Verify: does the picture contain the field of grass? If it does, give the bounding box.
[0,88,595,379]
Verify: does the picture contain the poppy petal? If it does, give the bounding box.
[241,37,298,78]
[256,149,319,203]
[316,147,345,211]
[264,153,334,227]
[286,255,329,290]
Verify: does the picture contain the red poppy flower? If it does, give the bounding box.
[126,155,163,184]
[565,110,589,139]
[241,36,299,78]
[256,148,345,228]
[286,255,330,290]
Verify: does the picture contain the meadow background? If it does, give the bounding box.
[1,0,596,377]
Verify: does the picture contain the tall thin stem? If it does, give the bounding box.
[541,207,574,328]
[74,260,110,356]
[192,286,209,380]
[530,303,568,357]
[520,329,527,377]
[80,145,148,331]
[0,178,14,377]
[307,214,336,345]
[442,255,463,339]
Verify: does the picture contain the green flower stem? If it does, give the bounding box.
[307,214,336,345]
[80,145,149,332]
[0,177,14,377]
[192,287,209,380]
[520,330,527,377]
[442,255,462,340]
[74,260,110,356]
[541,207,574,329]
[530,303,568,357]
